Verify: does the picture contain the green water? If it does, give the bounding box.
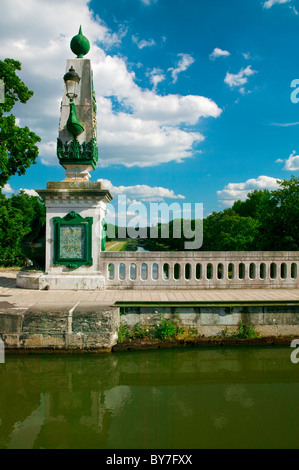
[0,346,298,449]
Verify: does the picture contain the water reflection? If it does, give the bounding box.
[0,347,298,449]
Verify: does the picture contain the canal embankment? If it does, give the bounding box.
[1,300,299,352]
[2,270,299,351]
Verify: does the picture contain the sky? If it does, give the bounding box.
[1,0,299,222]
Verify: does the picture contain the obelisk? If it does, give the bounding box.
[17,27,112,290]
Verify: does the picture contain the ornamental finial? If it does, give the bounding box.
[70,26,90,58]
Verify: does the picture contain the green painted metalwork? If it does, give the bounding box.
[57,138,98,170]
[53,211,93,269]
[101,218,107,251]
[67,101,85,137]
[70,26,90,58]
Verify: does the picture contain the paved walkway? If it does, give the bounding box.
[1,271,299,311]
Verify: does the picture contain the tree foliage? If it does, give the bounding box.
[203,209,260,251]
[0,192,45,266]
[201,178,299,251]
[137,177,299,251]
[0,58,40,188]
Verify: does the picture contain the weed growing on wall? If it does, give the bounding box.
[117,319,186,343]
[220,321,260,339]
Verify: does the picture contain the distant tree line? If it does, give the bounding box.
[109,176,299,252]
[203,176,299,251]
[0,176,298,267]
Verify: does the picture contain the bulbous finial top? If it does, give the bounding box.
[70,26,90,58]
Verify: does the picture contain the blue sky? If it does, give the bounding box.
[1,0,299,220]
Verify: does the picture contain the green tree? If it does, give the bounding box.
[202,209,260,251]
[233,178,299,250]
[269,176,299,250]
[0,191,45,266]
[232,189,277,250]
[0,58,40,188]
[232,189,273,219]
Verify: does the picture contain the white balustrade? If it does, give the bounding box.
[101,252,299,289]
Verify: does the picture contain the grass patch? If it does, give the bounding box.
[105,240,128,252]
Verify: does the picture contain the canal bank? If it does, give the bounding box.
[2,271,299,351]
[2,299,299,352]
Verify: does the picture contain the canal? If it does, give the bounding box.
[0,345,298,449]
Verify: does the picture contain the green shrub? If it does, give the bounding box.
[154,318,184,341]
[117,319,186,343]
[133,323,149,339]
[221,321,259,339]
[235,321,259,339]
[117,325,132,343]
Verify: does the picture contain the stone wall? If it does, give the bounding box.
[2,302,299,350]
[0,304,120,351]
[120,305,299,338]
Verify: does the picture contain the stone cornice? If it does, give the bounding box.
[36,181,113,203]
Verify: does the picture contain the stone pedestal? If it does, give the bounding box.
[16,181,112,290]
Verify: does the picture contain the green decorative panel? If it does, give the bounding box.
[101,218,107,251]
[53,212,93,269]
[57,138,98,169]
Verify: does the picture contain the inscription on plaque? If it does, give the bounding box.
[53,212,93,269]
[60,225,86,259]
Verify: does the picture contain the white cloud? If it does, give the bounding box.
[290,5,299,14]
[283,150,299,171]
[263,0,291,9]
[19,188,39,197]
[271,121,299,127]
[224,65,257,89]
[148,68,166,91]
[217,176,281,206]
[1,184,39,197]
[98,97,205,167]
[140,0,158,5]
[169,53,195,83]
[2,183,14,194]
[132,35,156,49]
[37,141,57,166]
[130,92,220,124]
[209,48,230,61]
[97,179,185,201]
[0,0,221,170]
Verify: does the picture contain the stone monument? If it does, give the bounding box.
[17,27,112,290]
